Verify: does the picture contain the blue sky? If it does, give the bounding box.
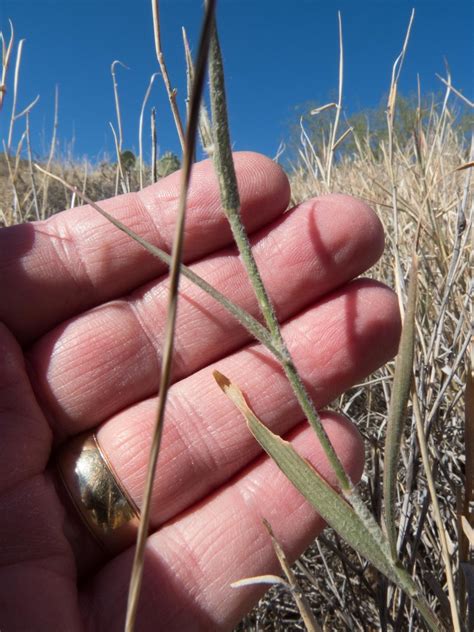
[0,0,472,163]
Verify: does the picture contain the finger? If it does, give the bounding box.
[0,152,290,345]
[0,322,51,493]
[28,195,384,435]
[0,323,80,629]
[0,474,80,631]
[82,414,364,631]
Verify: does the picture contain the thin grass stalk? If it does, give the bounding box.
[263,519,322,632]
[182,26,192,121]
[13,93,39,121]
[415,84,450,264]
[151,0,186,151]
[25,112,39,220]
[332,126,353,152]
[182,26,213,152]
[436,73,474,108]
[309,541,352,625]
[232,524,323,632]
[138,73,158,190]
[386,9,415,309]
[109,122,127,194]
[124,4,216,628]
[299,116,325,182]
[3,139,21,223]
[0,20,14,112]
[326,11,343,189]
[425,72,452,178]
[150,106,157,184]
[111,60,128,194]
[81,160,88,201]
[412,388,462,631]
[41,85,59,218]
[208,13,352,493]
[7,37,24,151]
[460,355,474,620]
[111,60,127,150]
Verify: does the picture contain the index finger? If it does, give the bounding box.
[0,152,290,345]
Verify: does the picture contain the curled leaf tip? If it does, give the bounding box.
[213,370,230,391]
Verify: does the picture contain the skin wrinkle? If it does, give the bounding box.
[125,298,163,384]
[47,189,162,303]
[45,217,96,306]
[168,389,224,478]
[157,524,210,607]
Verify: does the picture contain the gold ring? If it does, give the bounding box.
[56,432,140,554]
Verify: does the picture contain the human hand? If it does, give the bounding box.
[0,152,400,630]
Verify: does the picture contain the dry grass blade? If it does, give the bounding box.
[383,253,418,559]
[3,137,22,222]
[326,11,344,189]
[25,112,39,220]
[138,73,158,189]
[465,357,474,527]
[262,519,322,632]
[412,389,462,631]
[124,4,216,626]
[40,84,59,218]
[213,371,442,630]
[110,60,128,152]
[0,19,14,112]
[461,516,474,546]
[7,37,24,150]
[436,73,474,108]
[455,161,474,171]
[110,60,129,194]
[386,9,415,306]
[150,106,157,184]
[231,575,291,589]
[125,1,215,632]
[151,0,185,150]
[182,26,213,153]
[108,121,127,194]
[460,356,474,620]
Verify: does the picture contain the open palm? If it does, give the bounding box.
[0,152,400,630]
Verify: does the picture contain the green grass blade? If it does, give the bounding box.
[214,370,442,631]
[383,254,418,559]
[207,13,352,493]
